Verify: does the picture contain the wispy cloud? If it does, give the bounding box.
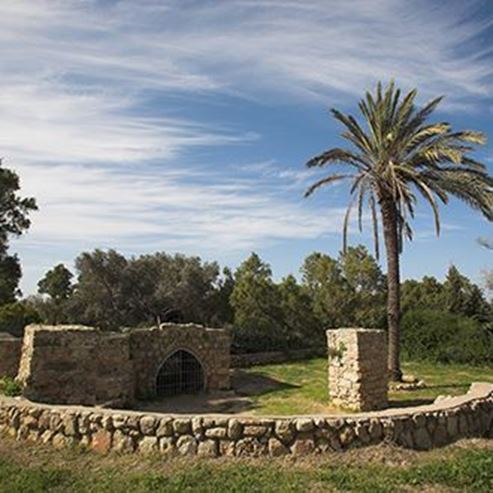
[2,0,492,292]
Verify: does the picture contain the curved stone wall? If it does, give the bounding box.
[1,383,491,457]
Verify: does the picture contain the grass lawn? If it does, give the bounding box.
[0,434,491,492]
[243,358,493,415]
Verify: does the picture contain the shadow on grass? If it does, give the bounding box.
[132,371,299,415]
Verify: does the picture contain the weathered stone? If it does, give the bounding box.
[176,435,197,455]
[40,430,53,444]
[275,421,295,444]
[227,419,242,440]
[52,433,69,449]
[138,436,158,454]
[156,418,173,437]
[205,427,227,439]
[139,416,157,436]
[355,423,370,444]
[159,437,175,455]
[173,419,192,435]
[91,430,112,454]
[12,323,231,407]
[63,414,79,436]
[219,440,236,457]
[340,426,356,448]
[113,430,135,453]
[433,424,448,447]
[368,419,383,441]
[268,438,289,456]
[295,418,314,432]
[243,425,268,437]
[413,426,432,450]
[235,438,266,457]
[291,438,315,456]
[191,417,203,435]
[327,329,388,411]
[197,440,218,457]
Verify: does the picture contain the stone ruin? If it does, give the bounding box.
[1,324,391,413]
[327,328,388,411]
[7,323,231,407]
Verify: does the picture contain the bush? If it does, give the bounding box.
[0,302,41,337]
[401,309,492,364]
[0,377,22,397]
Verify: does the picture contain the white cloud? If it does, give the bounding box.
[2,0,492,293]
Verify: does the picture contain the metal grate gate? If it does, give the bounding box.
[156,350,204,397]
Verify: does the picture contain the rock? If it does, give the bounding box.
[219,440,236,457]
[139,416,157,436]
[291,438,315,456]
[191,417,203,435]
[52,433,69,449]
[368,419,383,443]
[355,424,370,444]
[413,426,432,450]
[176,435,197,455]
[159,437,175,455]
[156,418,173,437]
[268,438,289,456]
[446,415,459,438]
[295,418,314,432]
[275,421,295,444]
[40,430,53,444]
[138,436,158,454]
[205,427,227,439]
[433,424,448,446]
[243,425,267,438]
[113,430,135,453]
[227,419,242,440]
[197,440,218,457]
[235,438,266,457]
[63,414,78,436]
[173,419,192,435]
[111,414,126,429]
[340,426,356,448]
[91,430,112,454]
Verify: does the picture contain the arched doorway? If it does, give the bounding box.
[156,350,205,397]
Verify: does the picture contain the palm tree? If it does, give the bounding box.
[305,81,493,381]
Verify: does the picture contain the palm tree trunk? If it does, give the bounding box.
[380,199,403,382]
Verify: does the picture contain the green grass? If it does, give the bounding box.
[244,358,493,415]
[0,437,491,492]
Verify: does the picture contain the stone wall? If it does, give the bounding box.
[14,323,231,406]
[0,383,491,457]
[0,333,22,378]
[17,325,134,407]
[130,324,231,399]
[327,328,388,411]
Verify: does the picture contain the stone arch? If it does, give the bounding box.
[155,348,206,397]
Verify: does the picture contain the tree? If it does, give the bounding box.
[305,81,493,380]
[443,265,490,321]
[71,249,129,329]
[300,252,350,328]
[338,246,386,327]
[38,264,73,302]
[0,160,37,303]
[230,253,283,351]
[278,274,320,346]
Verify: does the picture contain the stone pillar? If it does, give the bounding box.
[327,328,388,411]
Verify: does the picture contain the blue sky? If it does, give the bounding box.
[2,0,492,295]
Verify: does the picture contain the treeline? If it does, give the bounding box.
[0,245,491,364]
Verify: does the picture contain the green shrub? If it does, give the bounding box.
[0,377,23,397]
[401,309,492,364]
[0,302,41,337]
